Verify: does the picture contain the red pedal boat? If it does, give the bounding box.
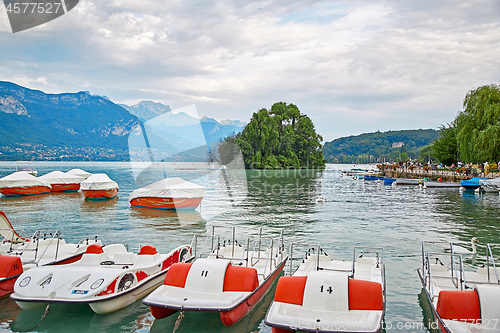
[143,227,287,326]
[0,172,51,197]
[80,173,119,200]
[0,211,101,298]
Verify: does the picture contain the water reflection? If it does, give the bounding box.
[130,207,203,227]
[80,196,119,212]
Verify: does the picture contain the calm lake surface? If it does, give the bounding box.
[0,162,499,333]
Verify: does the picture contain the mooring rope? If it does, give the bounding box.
[172,311,184,333]
[28,304,50,332]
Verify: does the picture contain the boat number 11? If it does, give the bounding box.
[201,270,209,277]
[320,285,333,294]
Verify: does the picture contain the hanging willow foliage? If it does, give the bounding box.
[455,84,500,163]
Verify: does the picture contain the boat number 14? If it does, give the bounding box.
[320,285,333,294]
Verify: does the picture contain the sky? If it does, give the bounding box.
[1,0,500,142]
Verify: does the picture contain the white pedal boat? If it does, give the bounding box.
[11,243,193,314]
[418,241,500,333]
[265,245,385,333]
[143,226,288,326]
[0,211,101,298]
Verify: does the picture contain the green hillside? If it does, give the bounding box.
[323,129,440,163]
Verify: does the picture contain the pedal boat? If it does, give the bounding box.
[143,227,288,326]
[265,245,385,333]
[80,173,119,200]
[129,177,205,210]
[11,243,193,314]
[0,172,51,196]
[0,211,101,298]
[418,241,500,333]
[38,171,85,192]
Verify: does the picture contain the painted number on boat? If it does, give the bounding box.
[320,285,333,294]
[72,289,89,294]
[201,270,208,277]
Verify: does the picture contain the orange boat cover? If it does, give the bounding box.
[223,264,259,292]
[348,278,384,310]
[274,276,307,305]
[437,290,481,323]
[0,255,23,278]
[139,245,158,255]
[164,263,193,288]
[85,244,104,254]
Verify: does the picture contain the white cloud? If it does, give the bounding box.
[0,0,499,141]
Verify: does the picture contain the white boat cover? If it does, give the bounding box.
[38,171,85,184]
[66,168,92,179]
[480,178,500,191]
[0,172,51,189]
[129,177,205,201]
[80,173,119,191]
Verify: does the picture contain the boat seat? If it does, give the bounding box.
[302,271,349,312]
[79,252,111,266]
[476,285,500,323]
[112,252,136,265]
[102,244,128,257]
[134,253,161,268]
[184,258,230,293]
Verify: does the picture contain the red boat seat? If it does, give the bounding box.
[164,263,193,288]
[139,245,157,255]
[223,264,259,292]
[348,278,384,310]
[85,244,104,254]
[274,276,307,305]
[437,290,481,323]
[0,255,23,278]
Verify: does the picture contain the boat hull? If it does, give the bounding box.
[0,274,20,298]
[82,189,118,200]
[220,259,286,326]
[395,179,422,185]
[50,184,81,192]
[130,196,203,210]
[0,186,51,196]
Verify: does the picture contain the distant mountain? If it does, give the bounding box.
[323,129,441,163]
[0,81,140,151]
[119,101,171,122]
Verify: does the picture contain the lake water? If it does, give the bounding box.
[0,162,499,333]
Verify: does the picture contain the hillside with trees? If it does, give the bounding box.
[323,129,440,163]
[432,84,500,164]
[216,102,325,169]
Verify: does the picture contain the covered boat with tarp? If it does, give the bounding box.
[129,177,205,210]
[38,171,85,192]
[460,177,488,190]
[479,178,500,193]
[0,172,51,196]
[66,168,92,180]
[80,173,119,200]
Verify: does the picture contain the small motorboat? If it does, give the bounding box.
[384,177,396,185]
[38,171,85,192]
[418,241,500,333]
[422,181,461,189]
[129,177,205,210]
[66,168,92,180]
[265,244,385,333]
[479,178,500,193]
[395,178,422,185]
[0,172,51,196]
[11,243,193,314]
[0,211,101,298]
[80,173,119,200]
[460,177,488,191]
[143,226,288,326]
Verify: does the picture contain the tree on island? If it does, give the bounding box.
[432,84,500,164]
[216,102,325,169]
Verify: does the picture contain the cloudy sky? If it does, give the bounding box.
[1,0,499,142]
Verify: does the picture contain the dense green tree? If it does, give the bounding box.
[431,124,458,165]
[455,84,500,163]
[217,102,325,169]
